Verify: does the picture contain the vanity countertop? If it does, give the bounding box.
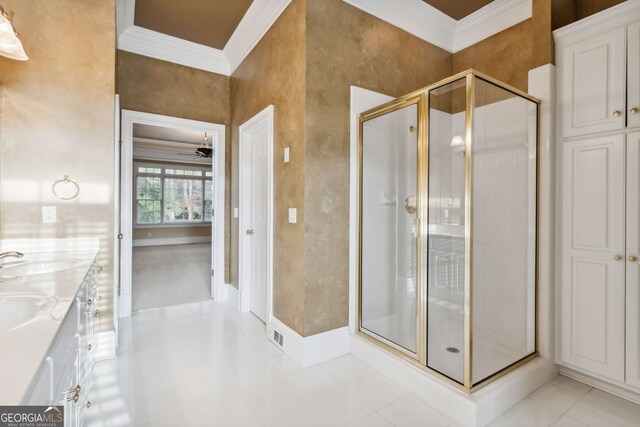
[0,238,99,405]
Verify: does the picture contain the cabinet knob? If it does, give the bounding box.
[79,401,91,409]
[614,254,623,261]
[78,344,92,351]
[246,229,254,235]
[613,110,622,117]
[97,266,103,273]
[82,299,92,306]
[94,309,99,318]
[631,107,639,114]
[629,255,638,262]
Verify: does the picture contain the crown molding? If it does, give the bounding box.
[118,25,231,75]
[343,0,531,54]
[553,0,640,43]
[115,0,532,75]
[453,0,532,52]
[343,0,456,52]
[116,0,292,76]
[224,0,293,72]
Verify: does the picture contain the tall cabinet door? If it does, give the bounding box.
[629,23,640,130]
[561,134,626,382]
[627,131,640,390]
[561,27,626,138]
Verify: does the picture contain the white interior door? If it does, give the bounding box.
[249,126,269,321]
[627,131,640,390]
[239,106,273,323]
[560,134,626,382]
[560,27,626,138]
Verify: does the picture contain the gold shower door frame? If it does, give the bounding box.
[356,69,541,393]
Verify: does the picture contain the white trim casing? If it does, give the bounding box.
[238,105,275,321]
[119,110,227,317]
[268,317,350,367]
[132,236,212,247]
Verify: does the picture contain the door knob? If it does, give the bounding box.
[613,110,622,117]
[614,255,623,261]
[629,255,638,262]
[246,229,254,235]
[631,107,639,114]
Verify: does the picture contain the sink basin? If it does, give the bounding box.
[0,260,77,277]
[0,294,53,334]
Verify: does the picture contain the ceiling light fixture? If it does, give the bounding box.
[0,5,27,61]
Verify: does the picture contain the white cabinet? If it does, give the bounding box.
[560,132,640,391]
[557,1,640,395]
[560,27,626,137]
[627,131,640,390]
[24,262,99,427]
[557,8,640,138]
[560,135,626,382]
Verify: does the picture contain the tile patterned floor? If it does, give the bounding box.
[85,300,640,427]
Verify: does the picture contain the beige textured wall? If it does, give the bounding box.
[553,0,626,29]
[453,19,534,91]
[229,0,450,336]
[117,51,230,124]
[230,0,307,333]
[576,0,626,19]
[117,51,232,281]
[302,0,451,335]
[0,0,116,330]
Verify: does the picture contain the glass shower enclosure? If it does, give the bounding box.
[357,70,539,391]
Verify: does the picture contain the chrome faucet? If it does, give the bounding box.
[0,251,24,266]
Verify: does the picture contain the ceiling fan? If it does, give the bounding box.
[176,132,213,159]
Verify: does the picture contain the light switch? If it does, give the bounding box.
[284,147,290,163]
[42,206,56,224]
[288,208,297,224]
[234,207,239,218]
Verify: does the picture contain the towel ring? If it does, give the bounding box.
[52,175,80,200]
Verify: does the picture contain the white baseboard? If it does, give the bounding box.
[350,335,557,427]
[559,366,640,404]
[95,330,117,361]
[267,317,350,368]
[132,236,211,247]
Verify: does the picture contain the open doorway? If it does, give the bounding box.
[119,111,226,317]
